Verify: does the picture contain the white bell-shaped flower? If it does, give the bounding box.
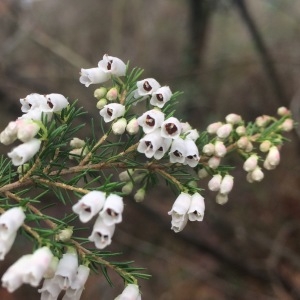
[38,278,61,300]
[208,174,222,192]
[54,252,78,290]
[62,265,90,300]
[8,138,41,166]
[99,194,124,226]
[1,254,32,292]
[220,175,234,194]
[169,138,186,164]
[161,117,182,139]
[153,138,172,160]
[168,193,191,225]
[137,129,164,158]
[0,232,17,260]
[188,193,205,221]
[243,155,258,172]
[137,109,165,134]
[88,216,115,249]
[134,78,161,97]
[171,214,188,233]
[115,283,141,300]
[20,93,48,113]
[150,86,172,108]
[22,247,53,287]
[45,94,69,112]
[72,191,106,223]
[0,207,25,241]
[79,67,110,87]
[183,139,200,167]
[98,54,126,76]
[100,103,125,123]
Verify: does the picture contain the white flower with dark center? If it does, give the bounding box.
[188,193,205,221]
[88,216,115,249]
[168,193,192,229]
[0,207,26,241]
[54,252,78,290]
[169,138,186,164]
[16,119,40,142]
[134,78,161,98]
[79,67,110,87]
[99,103,125,123]
[115,284,141,300]
[98,54,126,77]
[154,138,172,160]
[161,117,182,139]
[150,86,172,108]
[62,265,90,300]
[137,129,164,158]
[137,109,165,134]
[45,94,69,112]
[99,194,124,226]
[72,191,106,223]
[171,214,188,233]
[183,139,200,167]
[7,138,41,166]
[20,93,48,113]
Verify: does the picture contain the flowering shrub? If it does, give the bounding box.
[0,54,294,299]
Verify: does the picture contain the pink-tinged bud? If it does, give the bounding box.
[126,118,139,135]
[208,174,222,192]
[202,143,215,156]
[255,115,271,127]
[263,159,276,170]
[208,156,221,169]
[16,119,40,142]
[225,113,242,124]
[94,87,107,100]
[277,106,290,116]
[214,141,227,157]
[216,193,228,205]
[280,119,294,132]
[243,155,258,172]
[250,166,264,182]
[198,168,208,179]
[106,87,118,101]
[259,140,271,152]
[216,123,232,139]
[112,118,127,135]
[220,175,234,194]
[237,136,249,149]
[265,146,280,167]
[207,122,222,134]
[236,125,246,136]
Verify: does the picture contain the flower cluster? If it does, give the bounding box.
[0,93,69,166]
[72,191,124,249]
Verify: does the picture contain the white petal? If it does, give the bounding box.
[100,194,124,226]
[79,68,110,87]
[188,193,205,221]
[169,138,186,164]
[183,139,200,167]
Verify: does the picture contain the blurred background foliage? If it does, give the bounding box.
[1,0,300,299]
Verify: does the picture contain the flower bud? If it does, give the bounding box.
[214,141,227,157]
[94,87,107,100]
[277,106,290,116]
[216,124,232,139]
[245,141,253,152]
[255,115,271,127]
[122,181,134,195]
[216,193,228,205]
[259,140,271,152]
[106,87,118,101]
[265,146,280,167]
[134,188,146,202]
[202,143,215,156]
[119,169,135,182]
[236,125,246,136]
[220,175,234,194]
[126,118,139,135]
[225,113,242,124]
[280,119,293,132]
[96,98,107,109]
[56,227,73,242]
[243,155,258,172]
[112,118,127,135]
[70,137,85,149]
[198,168,208,179]
[207,122,222,134]
[250,166,264,182]
[17,119,40,142]
[237,136,249,149]
[208,156,221,169]
[208,174,222,192]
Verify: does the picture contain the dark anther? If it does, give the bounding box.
[143,81,152,92]
[157,147,163,151]
[145,115,155,127]
[156,94,164,102]
[145,141,153,149]
[107,108,113,116]
[84,207,91,213]
[107,59,113,70]
[107,208,118,217]
[173,150,182,157]
[47,101,54,109]
[165,123,177,135]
